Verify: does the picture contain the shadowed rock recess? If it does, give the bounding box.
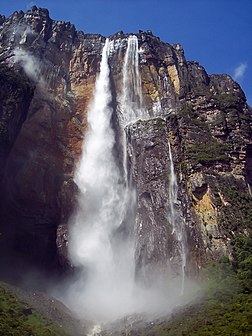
[0,6,251,287]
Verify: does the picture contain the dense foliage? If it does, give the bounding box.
[0,283,69,336]
[188,141,229,166]
[211,175,252,232]
[233,235,252,293]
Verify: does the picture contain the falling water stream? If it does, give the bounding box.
[120,35,144,125]
[119,35,148,185]
[68,39,134,321]
[168,142,186,294]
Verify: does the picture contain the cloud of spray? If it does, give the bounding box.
[59,261,197,325]
[10,23,47,86]
[233,63,247,81]
[13,48,44,84]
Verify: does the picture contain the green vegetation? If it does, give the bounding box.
[178,105,232,171]
[233,235,252,293]
[187,140,229,166]
[192,85,210,97]
[211,175,252,232]
[240,113,252,136]
[178,105,198,119]
[209,113,226,127]
[155,117,166,130]
[178,105,209,129]
[137,256,252,336]
[148,295,252,336]
[0,283,69,336]
[214,93,240,109]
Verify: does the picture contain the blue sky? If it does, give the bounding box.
[1,0,251,105]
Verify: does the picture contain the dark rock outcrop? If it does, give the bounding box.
[0,63,34,181]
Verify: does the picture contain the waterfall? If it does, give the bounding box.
[120,35,148,125]
[68,39,135,321]
[248,183,252,195]
[120,35,187,294]
[65,35,189,323]
[119,35,149,183]
[168,142,186,294]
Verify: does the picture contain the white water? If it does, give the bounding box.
[120,35,148,126]
[68,39,135,321]
[119,35,149,183]
[168,142,186,294]
[248,183,252,195]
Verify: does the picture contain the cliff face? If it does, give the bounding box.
[0,7,251,280]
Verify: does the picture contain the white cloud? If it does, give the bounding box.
[233,63,247,81]
[26,2,36,10]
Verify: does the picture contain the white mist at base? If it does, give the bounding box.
[63,36,192,324]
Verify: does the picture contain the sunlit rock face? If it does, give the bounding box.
[0,6,251,281]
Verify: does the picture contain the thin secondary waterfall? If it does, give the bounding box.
[120,35,147,125]
[168,142,186,294]
[68,39,134,321]
[248,183,252,195]
[120,35,187,294]
[119,35,149,182]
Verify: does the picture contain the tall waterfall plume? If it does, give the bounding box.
[67,39,135,321]
[65,35,190,324]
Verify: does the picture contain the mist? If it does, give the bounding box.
[13,48,44,84]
